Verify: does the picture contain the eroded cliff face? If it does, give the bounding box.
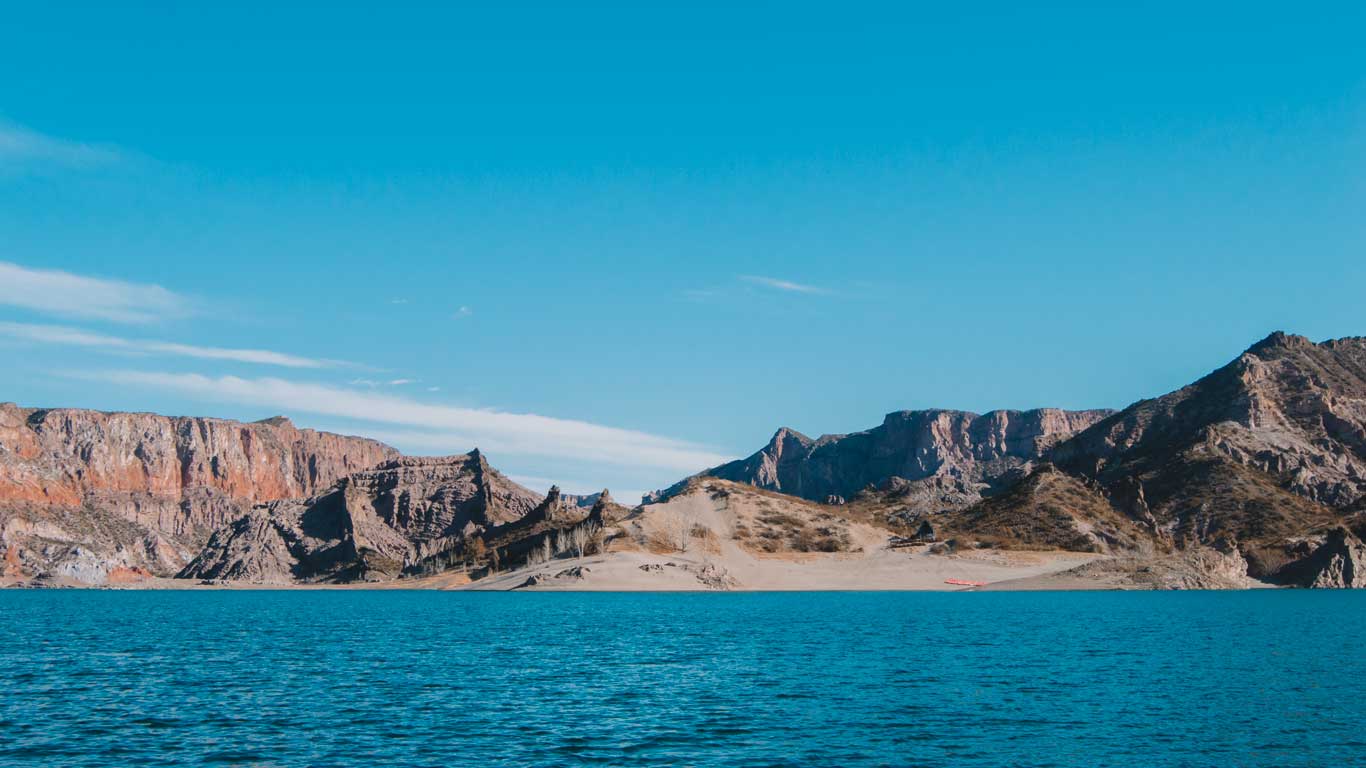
[0,404,397,583]
[180,452,547,584]
[676,407,1112,512]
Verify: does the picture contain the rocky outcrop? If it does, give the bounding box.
[501,485,578,531]
[0,502,193,585]
[179,452,545,583]
[659,407,1111,512]
[585,489,630,527]
[0,404,397,583]
[1275,528,1365,588]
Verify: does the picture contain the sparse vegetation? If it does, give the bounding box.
[942,467,1147,553]
[568,520,601,559]
[524,536,554,567]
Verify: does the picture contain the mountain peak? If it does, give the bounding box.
[1245,330,1312,357]
[770,426,813,446]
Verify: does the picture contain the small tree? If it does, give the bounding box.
[569,521,601,559]
[525,536,554,567]
[670,510,697,553]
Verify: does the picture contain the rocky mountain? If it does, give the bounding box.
[929,332,1365,586]
[180,452,553,583]
[0,404,397,582]
[665,407,1111,512]
[1048,334,1365,552]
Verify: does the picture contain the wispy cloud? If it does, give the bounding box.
[0,261,189,324]
[0,120,123,168]
[739,275,828,295]
[351,377,423,388]
[453,306,473,319]
[70,370,730,472]
[0,321,338,369]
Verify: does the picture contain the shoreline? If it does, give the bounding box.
[4,547,1282,592]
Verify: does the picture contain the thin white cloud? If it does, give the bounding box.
[0,261,189,324]
[71,370,730,472]
[0,322,337,369]
[453,306,473,318]
[351,377,422,388]
[739,274,828,295]
[426,386,442,392]
[0,120,122,168]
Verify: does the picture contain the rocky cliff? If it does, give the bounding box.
[0,404,397,582]
[180,452,550,583]
[1050,333,1366,550]
[668,407,1111,512]
[935,332,1366,585]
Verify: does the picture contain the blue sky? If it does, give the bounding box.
[2,2,1363,500]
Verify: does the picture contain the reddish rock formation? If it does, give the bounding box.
[0,403,396,535]
[0,403,397,582]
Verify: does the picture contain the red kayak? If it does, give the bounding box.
[944,578,988,587]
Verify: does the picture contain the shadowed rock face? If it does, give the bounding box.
[1052,333,1366,546]
[674,407,1112,511]
[1275,528,1365,588]
[179,452,546,583]
[0,404,397,582]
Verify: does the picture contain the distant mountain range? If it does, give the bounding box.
[2,331,1363,589]
[653,407,1112,509]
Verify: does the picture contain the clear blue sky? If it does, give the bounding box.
[2,2,1363,500]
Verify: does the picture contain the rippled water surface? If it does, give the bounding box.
[1,590,1363,767]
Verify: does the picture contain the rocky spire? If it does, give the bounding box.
[586,488,615,526]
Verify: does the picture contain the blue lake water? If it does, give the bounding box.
[1,590,1363,767]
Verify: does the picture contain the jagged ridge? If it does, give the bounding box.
[664,407,1111,512]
